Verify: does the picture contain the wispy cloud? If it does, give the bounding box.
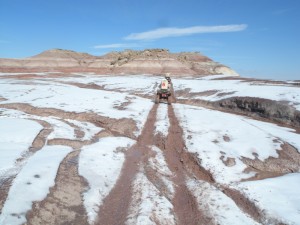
[93,43,140,49]
[272,9,290,15]
[124,24,247,41]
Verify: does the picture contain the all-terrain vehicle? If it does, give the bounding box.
[155,79,172,104]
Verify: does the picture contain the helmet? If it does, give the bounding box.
[165,73,170,78]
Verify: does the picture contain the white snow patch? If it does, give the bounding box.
[50,74,160,96]
[0,79,153,136]
[126,171,175,225]
[239,118,300,152]
[149,146,174,197]
[187,179,259,225]
[0,118,43,176]
[78,137,135,224]
[238,173,300,225]
[198,74,235,80]
[46,117,75,140]
[173,77,300,110]
[0,108,76,140]
[66,119,103,140]
[154,104,170,136]
[0,145,71,225]
[174,104,300,184]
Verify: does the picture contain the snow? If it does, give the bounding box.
[78,137,135,224]
[239,118,300,152]
[46,117,75,140]
[149,146,174,197]
[1,74,300,224]
[173,77,300,110]
[154,104,170,136]
[198,74,236,80]
[174,103,300,184]
[0,118,43,177]
[0,108,75,140]
[49,74,160,96]
[126,171,176,225]
[0,145,71,225]
[187,179,259,225]
[1,108,103,141]
[66,119,102,140]
[0,79,153,135]
[238,173,300,225]
[126,146,175,224]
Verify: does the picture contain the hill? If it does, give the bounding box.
[0,48,239,76]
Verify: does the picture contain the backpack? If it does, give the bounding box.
[161,79,169,90]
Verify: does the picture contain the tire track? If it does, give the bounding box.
[163,105,214,225]
[26,150,89,225]
[96,104,158,225]
[168,104,265,224]
[0,119,52,214]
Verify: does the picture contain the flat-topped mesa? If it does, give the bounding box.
[0,48,239,76]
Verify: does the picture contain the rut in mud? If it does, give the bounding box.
[96,104,159,225]
[96,102,213,225]
[0,119,52,213]
[163,105,214,225]
[26,150,89,225]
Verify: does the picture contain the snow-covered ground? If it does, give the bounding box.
[0,108,102,141]
[174,103,300,184]
[238,173,300,224]
[1,73,300,225]
[174,103,300,224]
[173,76,300,110]
[0,79,153,135]
[0,145,72,225]
[154,104,170,136]
[78,137,135,223]
[0,117,42,177]
[188,179,259,225]
[126,171,176,225]
[51,74,160,96]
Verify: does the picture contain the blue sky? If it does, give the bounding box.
[0,0,299,80]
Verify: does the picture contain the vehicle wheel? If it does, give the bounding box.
[167,97,171,105]
[155,95,160,104]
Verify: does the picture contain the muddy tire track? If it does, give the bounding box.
[163,105,214,225]
[29,120,53,152]
[96,104,158,225]
[26,150,89,225]
[0,103,138,139]
[166,105,266,224]
[0,119,52,213]
[164,104,267,224]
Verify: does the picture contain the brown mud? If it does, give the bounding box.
[26,150,89,225]
[0,119,52,213]
[96,104,159,225]
[164,105,214,225]
[0,103,137,139]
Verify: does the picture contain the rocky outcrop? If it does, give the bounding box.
[214,97,300,128]
[0,48,239,76]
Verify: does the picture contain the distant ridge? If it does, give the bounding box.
[31,49,96,59]
[0,48,239,76]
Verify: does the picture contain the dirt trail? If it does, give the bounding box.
[26,150,89,225]
[0,103,138,139]
[164,105,214,225]
[0,119,52,213]
[96,104,158,225]
[97,102,215,225]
